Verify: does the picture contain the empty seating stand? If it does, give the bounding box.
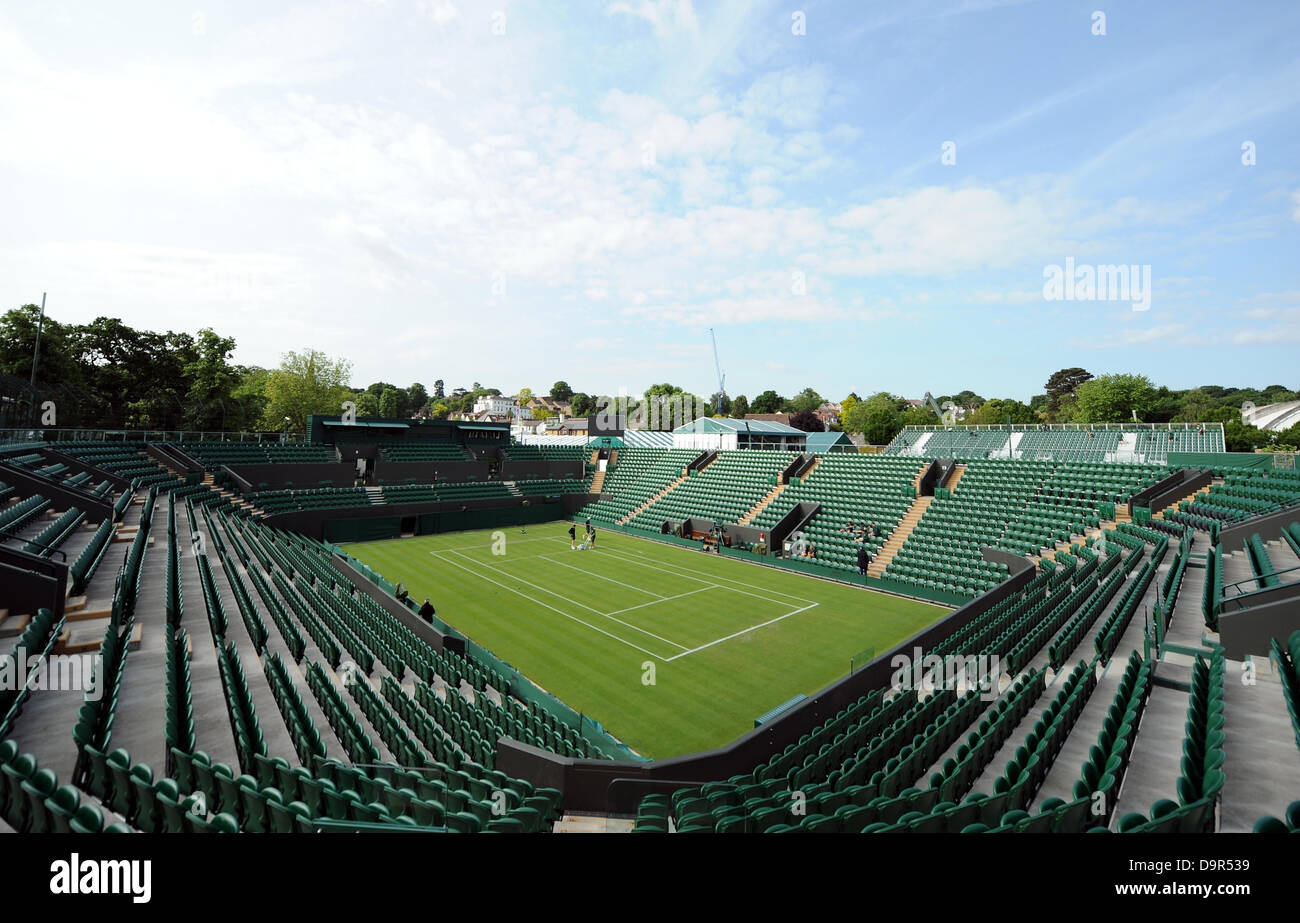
[381,444,473,462]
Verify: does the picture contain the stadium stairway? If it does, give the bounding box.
[866,495,933,578]
[618,469,693,525]
[365,486,383,505]
[1154,486,1212,521]
[203,473,258,514]
[1215,654,1300,830]
[552,813,636,833]
[504,482,523,498]
[589,468,607,494]
[739,477,794,526]
[946,463,966,492]
[1034,513,1119,564]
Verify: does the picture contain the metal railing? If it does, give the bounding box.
[0,428,306,445]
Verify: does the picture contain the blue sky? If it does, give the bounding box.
[1,0,1297,405]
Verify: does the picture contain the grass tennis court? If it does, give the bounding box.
[341,525,950,758]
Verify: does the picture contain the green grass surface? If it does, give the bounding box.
[342,525,949,759]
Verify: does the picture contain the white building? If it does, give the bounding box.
[1243,400,1300,432]
[472,394,529,419]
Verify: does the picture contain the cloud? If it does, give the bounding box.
[607,0,700,37]
[416,1,461,25]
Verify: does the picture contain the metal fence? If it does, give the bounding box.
[0,428,305,445]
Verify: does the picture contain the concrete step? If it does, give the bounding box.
[552,813,635,834]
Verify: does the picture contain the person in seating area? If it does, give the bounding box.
[418,598,436,623]
[858,543,870,576]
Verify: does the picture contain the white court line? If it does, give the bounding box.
[427,535,572,553]
[429,550,671,660]
[534,552,667,599]
[662,604,820,662]
[552,535,816,604]
[566,538,815,608]
[604,587,712,616]
[437,549,689,652]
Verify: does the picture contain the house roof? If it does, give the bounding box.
[622,430,673,448]
[805,431,855,453]
[673,417,805,435]
[744,413,791,425]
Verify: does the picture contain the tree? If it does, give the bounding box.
[355,391,380,417]
[750,390,785,415]
[842,392,900,444]
[0,304,83,399]
[839,394,858,430]
[432,379,445,399]
[533,406,554,421]
[790,408,823,432]
[550,381,573,402]
[378,386,401,419]
[260,348,353,433]
[1224,421,1267,453]
[229,367,269,431]
[732,395,749,418]
[407,383,428,415]
[183,327,241,430]
[517,387,533,407]
[1044,367,1093,421]
[967,398,1040,426]
[791,387,823,413]
[641,383,699,428]
[1273,421,1300,450]
[429,402,450,420]
[897,405,936,428]
[1073,373,1157,423]
[569,392,594,417]
[860,403,900,445]
[709,392,732,416]
[948,390,985,411]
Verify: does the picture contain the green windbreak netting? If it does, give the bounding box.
[1168,452,1274,470]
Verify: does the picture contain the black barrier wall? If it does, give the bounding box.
[1218,502,1300,549]
[495,549,1037,813]
[0,548,68,617]
[225,462,357,490]
[263,493,601,542]
[375,460,492,484]
[1130,468,1213,512]
[0,462,115,526]
[917,459,942,497]
[44,449,134,492]
[330,554,462,654]
[1218,587,1300,659]
[498,460,585,481]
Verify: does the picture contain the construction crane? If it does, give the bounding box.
[709,328,726,414]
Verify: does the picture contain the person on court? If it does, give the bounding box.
[857,543,870,577]
[587,524,596,549]
[568,523,577,549]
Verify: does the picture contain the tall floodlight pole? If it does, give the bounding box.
[30,293,46,389]
[29,293,47,428]
[709,328,726,414]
